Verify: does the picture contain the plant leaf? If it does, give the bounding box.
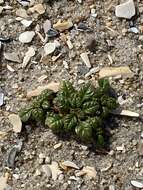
[63,114,77,131]
[45,113,63,132]
[19,107,32,123]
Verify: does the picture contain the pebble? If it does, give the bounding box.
[16,8,28,18]
[109,185,115,190]
[45,156,51,164]
[0,93,4,106]
[18,0,30,7]
[4,52,20,63]
[137,140,143,156]
[80,52,91,68]
[128,27,139,34]
[58,174,64,181]
[22,46,35,68]
[54,143,62,149]
[13,174,19,180]
[44,42,56,55]
[48,161,62,180]
[42,165,52,177]
[39,153,45,159]
[35,169,41,176]
[43,19,52,34]
[131,180,143,189]
[115,0,135,19]
[28,4,45,14]
[8,114,22,133]
[47,28,59,38]
[141,132,143,138]
[19,31,35,43]
[116,145,125,151]
[61,161,79,170]
[85,67,100,78]
[77,22,93,32]
[53,20,73,32]
[91,8,97,18]
[21,19,32,27]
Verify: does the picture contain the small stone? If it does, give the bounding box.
[115,0,135,19]
[128,27,139,33]
[53,20,73,32]
[76,166,97,179]
[16,8,28,18]
[109,185,115,190]
[21,19,32,27]
[63,61,69,69]
[27,82,60,99]
[18,0,30,7]
[29,4,45,14]
[61,161,79,170]
[131,180,143,189]
[19,31,35,43]
[42,165,52,177]
[80,52,91,68]
[91,8,97,18]
[48,161,62,180]
[85,67,99,78]
[39,153,45,159]
[44,42,56,55]
[47,28,59,38]
[116,144,125,151]
[45,156,51,164]
[58,174,64,181]
[43,19,52,34]
[54,143,62,149]
[13,174,19,180]
[0,93,4,106]
[0,174,9,190]
[8,114,22,133]
[66,38,73,49]
[4,52,20,63]
[141,132,143,138]
[22,46,35,68]
[77,22,93,32]
[137,140,143,156]
[39,158,44,165]
[35,169,41,176]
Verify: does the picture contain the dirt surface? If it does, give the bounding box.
[0,0,143,190]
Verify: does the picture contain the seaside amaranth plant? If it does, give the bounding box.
[19,79,118,146]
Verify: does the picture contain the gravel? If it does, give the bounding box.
[0,0,143,189]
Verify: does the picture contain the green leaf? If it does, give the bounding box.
[98,79,109,91]
[42,100,50,110]
[19,107,32,123]
[63,114,77,132]
[53,95,70,113]
[45,113,63,132]
[61,81,75,98]
[31,108,45,122]
[75,121,93,142]
[82,101,100,115]
[88,117,102,129]
[78,83,95,102]
[101,95,118,110]
[69,93,82,108]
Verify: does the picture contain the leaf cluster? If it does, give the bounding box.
[19,79,118,146]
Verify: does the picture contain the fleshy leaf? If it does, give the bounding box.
[19,107,32,123]
[63,114,77,131]
[45,113,63,132]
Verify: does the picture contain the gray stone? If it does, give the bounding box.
[115,0,135,19]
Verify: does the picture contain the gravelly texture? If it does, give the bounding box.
[0,0,143,190]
